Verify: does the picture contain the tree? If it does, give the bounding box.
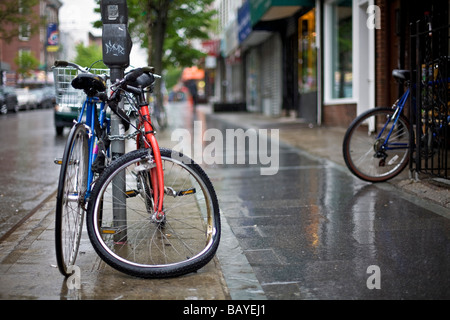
[94,0,216,105]
[74,43,107,69]
[0,0,40,42]
[14,51,39,80]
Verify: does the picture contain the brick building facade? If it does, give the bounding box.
[0,0,62,86]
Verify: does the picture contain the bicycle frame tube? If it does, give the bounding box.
[139,103,165,215]
[379,88,410,150]
[83,97,108,200]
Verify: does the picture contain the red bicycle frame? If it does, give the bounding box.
[137,101,165,218]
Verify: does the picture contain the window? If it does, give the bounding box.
[19,23,31,41]
[325,0,353,100]
[18,0,31,41]
[298,9,317,94]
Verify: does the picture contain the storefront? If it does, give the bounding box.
[238,0,315,116]
[321,0,376,126]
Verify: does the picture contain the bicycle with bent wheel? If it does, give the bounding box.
[55,62,221,279]
[85,66,221,279]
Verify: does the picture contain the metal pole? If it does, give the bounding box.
[101,0,132,243]
[110,68,126,243]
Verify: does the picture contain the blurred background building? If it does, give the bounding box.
[0,0,62,86]
[212,0,449,127]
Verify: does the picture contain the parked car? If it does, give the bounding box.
[32,86,56,109]
[0,86,19,114]
[54,87,84,135]
[54,89,114,135]
[16,87,38,111]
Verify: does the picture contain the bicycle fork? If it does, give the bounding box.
[139,104,165,221]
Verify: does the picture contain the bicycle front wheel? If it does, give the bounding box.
[86,148,221,278]
[343,107,411,182]
[55,123,89,276]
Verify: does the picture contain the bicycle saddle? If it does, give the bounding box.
[72,73,107,97]
[392,69,410,81]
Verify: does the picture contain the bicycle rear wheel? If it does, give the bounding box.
[343,107,411,182]
[55,123,89,276]
[152,102,168,131]
[86,147,221,278]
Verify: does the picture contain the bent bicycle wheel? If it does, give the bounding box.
[86,148,221,278]
[342,107,411,182]
[55,123,89,276]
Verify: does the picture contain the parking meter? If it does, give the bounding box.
[101,0,132,75]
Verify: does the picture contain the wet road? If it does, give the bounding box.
[0,109,66,239]
[1,104,449,299]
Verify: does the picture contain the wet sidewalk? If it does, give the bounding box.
[0,190,231,300]
[205,108,450,211]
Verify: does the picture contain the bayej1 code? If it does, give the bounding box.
[183,304,265,317]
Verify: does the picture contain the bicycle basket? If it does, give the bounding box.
[53,67,110,110]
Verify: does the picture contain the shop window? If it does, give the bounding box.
[298,9,317,94]
[325,0,353,100]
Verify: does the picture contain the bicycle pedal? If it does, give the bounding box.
[54,158,79,166]
[177,188,196,196]
[101,227,119,235]
[125,190,139,198]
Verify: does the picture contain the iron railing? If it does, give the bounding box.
[410,10,450,180]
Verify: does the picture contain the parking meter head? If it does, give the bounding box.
[102,24,132,68]
[101,0,128,24]
[101,0,131,69]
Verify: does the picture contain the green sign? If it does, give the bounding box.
[249,0,315,25]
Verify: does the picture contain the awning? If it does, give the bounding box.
[249,0,315,25]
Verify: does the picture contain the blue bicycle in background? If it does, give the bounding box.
[343,68,450,182]
[342,69,412,182]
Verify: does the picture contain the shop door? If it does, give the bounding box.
[298,9,318,123]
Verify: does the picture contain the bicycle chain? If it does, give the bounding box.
[108,130,140,141]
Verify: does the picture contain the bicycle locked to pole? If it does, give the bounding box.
[54,61,221,279]
[86,67,221,279]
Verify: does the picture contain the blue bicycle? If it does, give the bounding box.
[53,60,137,276]
[342,69,412,182]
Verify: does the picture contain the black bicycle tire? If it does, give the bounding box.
[152,103,168,131]
[55,123,89,276]
[343,107,411,182]
[86,147,221,278]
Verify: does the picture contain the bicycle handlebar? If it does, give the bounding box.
[54,60,88,73]
[54,61,162,131]
[117,67,161,88]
